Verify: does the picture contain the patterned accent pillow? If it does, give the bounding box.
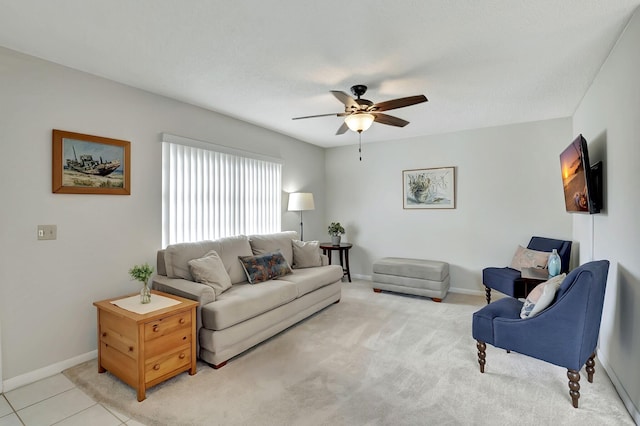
[510,245,550,271]
[520,273,566,319]
[238,251,292,284]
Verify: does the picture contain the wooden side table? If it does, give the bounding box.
[320,242,353,282]
[94,290,198,401]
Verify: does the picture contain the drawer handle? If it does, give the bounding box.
[129,346,134,352]
[101,332,107,337]
[153,325,159,332]
[179,318,186,324]
[182,336,187,341]
[179,353,186,359]
[153,364,160,371]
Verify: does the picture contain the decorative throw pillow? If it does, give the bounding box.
[238,251,292,284]
[188,250,232,296]
[520,273,566,319]
[291,240,322,269]
[510,245,551,271]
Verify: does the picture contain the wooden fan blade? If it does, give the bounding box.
[373,113,409,127]
[372,95,428,112]
[292,112,342,120]
[336,121,349,135]
[331,91,359,109]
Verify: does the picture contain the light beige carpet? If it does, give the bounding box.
[64,280,633,426]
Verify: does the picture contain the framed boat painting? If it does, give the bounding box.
[403,166,455,209]
[52,129,131,195]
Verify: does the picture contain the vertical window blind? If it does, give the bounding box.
[162,136,282,247]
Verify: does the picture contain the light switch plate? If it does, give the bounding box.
[37,225,57,240]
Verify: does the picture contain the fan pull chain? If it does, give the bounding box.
[358,131,362,161]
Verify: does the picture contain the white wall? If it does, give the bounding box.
[325,118,573,292]
[573,8,640,421]
[0,46,326,383]
[0,321,2,393]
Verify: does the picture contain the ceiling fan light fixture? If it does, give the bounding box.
[345,113,375,133]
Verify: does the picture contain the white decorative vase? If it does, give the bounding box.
[548,249,561,277]
[331,236,341,246]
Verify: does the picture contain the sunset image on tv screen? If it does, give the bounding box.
[560,139,589,212]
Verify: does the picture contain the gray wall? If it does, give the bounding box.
[0,46,326,383]
[325,118,573,293]
[573,8,640,421]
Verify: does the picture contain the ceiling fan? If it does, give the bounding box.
[292,84,428,135]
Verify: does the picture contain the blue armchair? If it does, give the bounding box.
[482,236,572,304]
[472,260,609,408]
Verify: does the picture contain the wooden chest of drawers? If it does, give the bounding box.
[94,291,198,401]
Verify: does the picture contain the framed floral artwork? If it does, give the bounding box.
[403,167,455,209]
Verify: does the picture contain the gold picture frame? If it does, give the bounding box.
[52,129,131,195]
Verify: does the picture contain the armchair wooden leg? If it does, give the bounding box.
[567,369,580,408]
[484,286,491,304]
[476,340,486,373]
[586,352,596,383]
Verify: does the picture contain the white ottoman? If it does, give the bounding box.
[372,257,450,302]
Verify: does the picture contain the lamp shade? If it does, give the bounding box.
[287,192,315,211]
[345,113,375,133]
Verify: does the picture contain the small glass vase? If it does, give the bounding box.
[140,282,151,304]
[548,249,561,277]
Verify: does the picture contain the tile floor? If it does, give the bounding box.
[0,374,146,426]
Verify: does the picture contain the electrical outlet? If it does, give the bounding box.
[37,225,57,240]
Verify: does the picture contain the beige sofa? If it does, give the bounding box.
[152,231,343,368]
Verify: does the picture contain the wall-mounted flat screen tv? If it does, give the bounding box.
[559,134,601,214]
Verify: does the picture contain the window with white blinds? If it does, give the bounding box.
[162,135,282,246]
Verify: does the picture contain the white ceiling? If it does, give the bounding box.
[1,1,639,147]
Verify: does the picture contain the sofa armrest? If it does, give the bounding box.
[151,275,215,305]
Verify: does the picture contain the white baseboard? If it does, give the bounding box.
[448,287,484,296]
[2,350,97,393]
[597,348,640,424]
[350,274,485,297]
[351,273,371,281]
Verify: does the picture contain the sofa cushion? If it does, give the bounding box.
[214,235,254,284]
[164,240,219,280]
[239,251,292,284]
[188,250,232,297]
[510,245,550,271]
[291,240,322,268]
[249,231,298,266]
[201,280,298,330]
[164,235,253,284]
[278,265,344,297]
